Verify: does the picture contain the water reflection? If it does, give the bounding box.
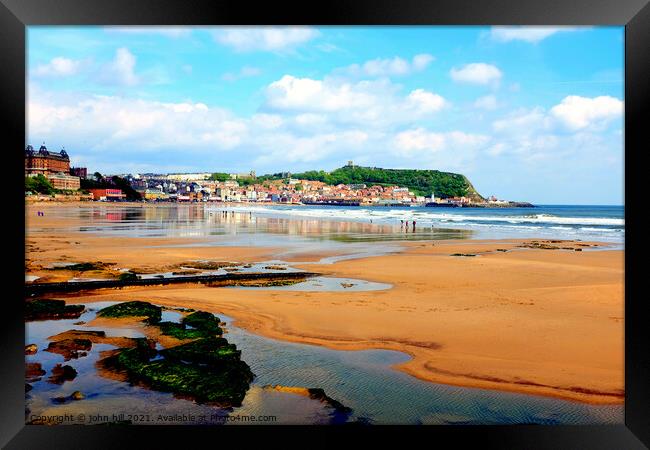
[40,204,475,245]
[26,302,623,425]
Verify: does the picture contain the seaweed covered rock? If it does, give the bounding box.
[157,322,211,340]
[102,337,253,407]
[157,311,223,340]
[97,301,162,324]
[182,311,222,334]
[118,272,139,281]
[47,262,113,272]
[25,299,84,321]
[178,261,239,270]
[160,337,241,364]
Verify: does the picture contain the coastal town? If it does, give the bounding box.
[25,145,528,207]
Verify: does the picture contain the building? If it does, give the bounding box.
[70,167,88,179]
[166,173,211,181]
[230,170,256,180]
[25,144,71,176]
[144,189,168,201]
[88,188,126,201]
[46,173,81,190]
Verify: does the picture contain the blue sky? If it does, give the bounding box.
[27,26,624,204]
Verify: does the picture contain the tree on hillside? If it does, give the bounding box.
[25,175,55,195]
[210,172,230,182]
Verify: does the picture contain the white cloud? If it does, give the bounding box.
[221,66,262,82]
[550,95,623,130]
[393,128,489,157]
[406,89,447,114]
[213,27,319,52]
[253,130,369,166]
[450,63,502,86]
[265,75,376,112]
[493,107,550,134]
[252,113,284,129]
[33,57,84,77]
[341,53,435,78]
[413,54,435,71]
[490,26,582,43]
[263,75,446,127]
[28,92,243,153]
[97,48,139,86]
[474,95,498,110]
[488,96,623,163]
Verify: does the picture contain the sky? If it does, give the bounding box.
[27,26,624,204]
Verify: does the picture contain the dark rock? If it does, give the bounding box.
[26,362,46,382]
[25,299,84,321]
[46,338,92,360]
[100,329,254,407]
[48,364,78,384]
[25,344,38,355]
[98,300,162,324]
[307,388,353,414]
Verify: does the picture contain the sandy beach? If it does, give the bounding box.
[25,202,625,405]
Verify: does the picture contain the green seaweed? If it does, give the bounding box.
[157,321,212,340]
[157,311,222,339]
[97,301,162,324]
[118,272,139,281]
[104,336,253,406]
[25,299,84,321]
[236,279,301,287]
[181,311,222,334]
[48,262,110,271]
[160,337,241,364]
[179,261,239,270]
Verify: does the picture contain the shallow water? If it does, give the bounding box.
[25,301,623,425]
[226,276,392,292]
[25,302,335,425]
[25,205,624,424]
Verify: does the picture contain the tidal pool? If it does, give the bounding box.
[26,301,622,425]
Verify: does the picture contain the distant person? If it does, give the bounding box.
[413,220,416,231]
[400,220,404,228]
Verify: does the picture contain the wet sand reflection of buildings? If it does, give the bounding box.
[75,204,473,241]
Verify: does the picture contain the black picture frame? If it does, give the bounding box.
[1,0,647,447]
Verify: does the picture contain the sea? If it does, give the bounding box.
[222,204,625,245]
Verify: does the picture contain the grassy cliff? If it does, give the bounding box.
[270,165,484,201]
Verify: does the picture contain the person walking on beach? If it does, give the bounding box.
[400,219,404,229]
[413,220,416,232]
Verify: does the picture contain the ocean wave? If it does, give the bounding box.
[219,205,624,227]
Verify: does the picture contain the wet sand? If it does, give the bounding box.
[25,203,624,405]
